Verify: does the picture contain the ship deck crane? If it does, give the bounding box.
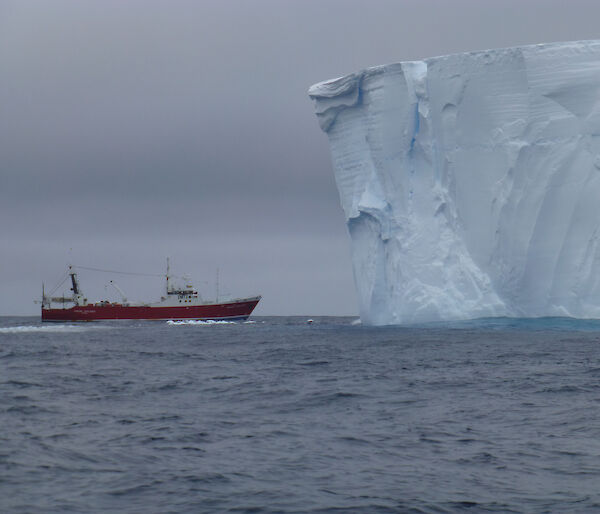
[109,280,128,304]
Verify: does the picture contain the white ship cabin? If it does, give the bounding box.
[158,260,206,306]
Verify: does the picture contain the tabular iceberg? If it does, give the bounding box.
[310,40,600,325]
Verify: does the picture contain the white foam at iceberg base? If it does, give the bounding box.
[310,40,600,325]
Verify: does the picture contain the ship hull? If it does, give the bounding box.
[42,297,260,322]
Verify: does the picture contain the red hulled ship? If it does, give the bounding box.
[41,261,261,322]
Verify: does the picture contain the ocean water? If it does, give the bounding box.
[1,315,600,513]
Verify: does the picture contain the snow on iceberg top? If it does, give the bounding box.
[309,39,600,131]
[309,39,600,96]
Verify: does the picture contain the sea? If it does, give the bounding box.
[1,315,600,513]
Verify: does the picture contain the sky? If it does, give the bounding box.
[2,0,600,316]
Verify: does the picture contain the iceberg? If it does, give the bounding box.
[309,40,600,325]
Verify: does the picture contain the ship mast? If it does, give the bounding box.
[69,266,80,295]
[68,265,85,306]
[166,257,172,295]
[165,258,196,296]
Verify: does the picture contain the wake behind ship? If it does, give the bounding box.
[41,261,260,322]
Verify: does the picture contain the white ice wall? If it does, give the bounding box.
[310,41,600,325]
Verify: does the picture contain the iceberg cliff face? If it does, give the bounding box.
[310,41,600,325]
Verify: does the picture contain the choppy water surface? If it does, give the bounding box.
[1,316,600,513]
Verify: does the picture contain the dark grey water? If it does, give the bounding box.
[1,316,600,513]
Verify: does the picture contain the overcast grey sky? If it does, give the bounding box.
[2,0,600,315]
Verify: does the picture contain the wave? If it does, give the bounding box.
[166,320,237,326]
[0,324,90,334]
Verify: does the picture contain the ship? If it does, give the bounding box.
[41,260,261,322]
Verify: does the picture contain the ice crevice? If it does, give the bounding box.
[309,40,600,324]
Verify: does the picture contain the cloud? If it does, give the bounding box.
[2,0,600,314]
